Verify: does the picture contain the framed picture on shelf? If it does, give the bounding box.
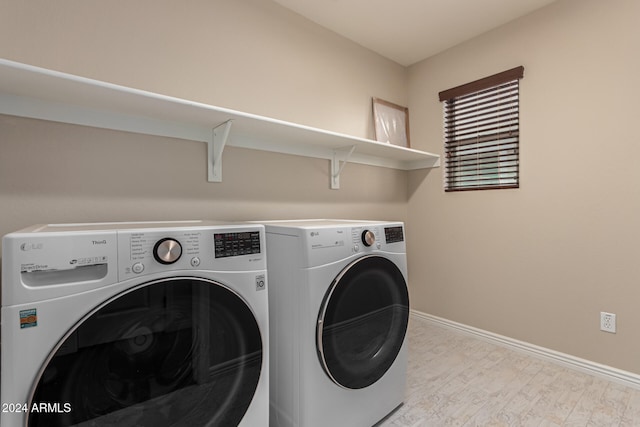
[372,97,410,147]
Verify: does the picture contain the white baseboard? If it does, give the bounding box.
[410,309,640,390]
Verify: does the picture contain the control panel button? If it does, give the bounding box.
[353,244,360,252]
[361,230,376,247]
[132,262,145,274]
[153,238,183,264]
[190,257,201,267]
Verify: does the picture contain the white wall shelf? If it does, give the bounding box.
[0,59,440,189]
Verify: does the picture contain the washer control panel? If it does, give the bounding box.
[118,226,264,279]
[2,222,266,306]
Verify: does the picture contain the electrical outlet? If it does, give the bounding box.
[600,312,616,333]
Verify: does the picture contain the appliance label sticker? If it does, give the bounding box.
[19,309,38,329]
[255,274,266,291]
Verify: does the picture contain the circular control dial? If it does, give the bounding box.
[361,230,376,247]
[153,238,183,264]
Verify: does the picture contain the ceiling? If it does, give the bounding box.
[272,0,559,66]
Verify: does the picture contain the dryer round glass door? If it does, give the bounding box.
[27,277,263,427]
[316,255,409,389]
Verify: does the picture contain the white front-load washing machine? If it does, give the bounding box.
[1,221,269,427]
[262,220,409,427]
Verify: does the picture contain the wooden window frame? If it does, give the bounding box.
[439,66,524,192]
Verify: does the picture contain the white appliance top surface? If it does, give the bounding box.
[260,219,400,229]
[12,220,257,234]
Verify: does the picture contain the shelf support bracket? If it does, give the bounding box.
[330,145,357,190]
[208,120,233,182]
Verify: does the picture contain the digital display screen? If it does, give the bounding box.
[214,232,261,258]
[384,226,404,244]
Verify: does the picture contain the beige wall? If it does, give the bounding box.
[0,0,409,245]
[407,0,640,373]
[3,0,640,376]
[0,0,407,136]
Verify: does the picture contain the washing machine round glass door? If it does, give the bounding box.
[27,277,263,427]
[316,255,409,389]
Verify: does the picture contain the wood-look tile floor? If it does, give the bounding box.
[378,316,640,427]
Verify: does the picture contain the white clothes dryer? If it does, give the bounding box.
[1,221,269,427]
[262,220,409,427]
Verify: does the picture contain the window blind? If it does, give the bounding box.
[439,66,524,192]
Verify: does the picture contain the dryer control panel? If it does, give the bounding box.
[350,225,404,252]
[351,226,383,252]
[299,223,405,267]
